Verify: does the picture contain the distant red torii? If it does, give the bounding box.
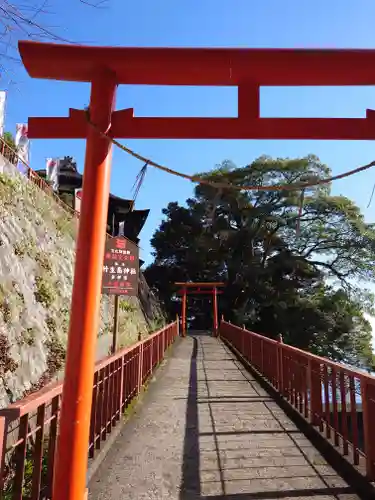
[175,282,224,337]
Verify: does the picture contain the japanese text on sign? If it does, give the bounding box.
[101,237,139,296]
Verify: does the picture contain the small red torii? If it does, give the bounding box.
[175,282,224,337]
[17,40,375,500]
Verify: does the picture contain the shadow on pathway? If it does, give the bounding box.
[89,334,360,499]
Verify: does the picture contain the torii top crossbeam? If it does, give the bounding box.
[175,282,225,295]
[175,282,225,287]
[18,42,375,85]
[19,41,375,141]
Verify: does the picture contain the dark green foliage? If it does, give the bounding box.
[45,337,66,373]
[119,299,137,313]
[59,192,74,209]
[23,328,36,346]
[0,335,18,373]
[1,132,16,151]
[145,156,375,369]
[34,276,55,307]
[3,440,49,499]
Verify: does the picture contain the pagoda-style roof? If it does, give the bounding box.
[108,193,133,216]
[35,158,149,240]
[36,167,134,214]
[118,209,150,241]
[37,168,82,190]
[36,156,83,190]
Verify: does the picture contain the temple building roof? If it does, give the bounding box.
[36,156,149,241]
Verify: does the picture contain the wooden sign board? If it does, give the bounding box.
[102,237,139,296]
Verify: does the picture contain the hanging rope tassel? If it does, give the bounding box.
[367,181,375,208]
[296,188,305,236]
[131,161,149,209]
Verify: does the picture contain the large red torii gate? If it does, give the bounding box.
[18,40,375,500]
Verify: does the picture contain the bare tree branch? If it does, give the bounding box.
[0,0,103,79]
[79,0,108,7]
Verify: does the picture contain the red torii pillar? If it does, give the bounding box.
[19,51,117,500]
[54,73,116,500]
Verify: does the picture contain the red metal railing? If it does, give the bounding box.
[0,136,123,244]
[0,139,18,165]
[220,321,375,480]
[0,321,178,499]
[0,135,80,220]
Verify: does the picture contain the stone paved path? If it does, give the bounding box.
[88,333,359,499]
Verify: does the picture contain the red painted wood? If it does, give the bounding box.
[19,41,375,86]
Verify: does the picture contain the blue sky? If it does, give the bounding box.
[3,0,375,274]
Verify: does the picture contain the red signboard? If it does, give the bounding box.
[102,237,139,296]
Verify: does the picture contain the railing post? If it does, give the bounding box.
[137,343,144,394]
[159,332,162,363]
[249,334,253,363]
[156,333,159,365]
[217,314,224,337]
[14,414,28,499]
[276,336,283,393]
[361,378,375,479]
[0,416,7,495]
[241,325,245,355]
[46,396,59,497]
[119,354,125,410]
[176,315,180,337]
[31,404,46,499]
[307,359,322,426]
